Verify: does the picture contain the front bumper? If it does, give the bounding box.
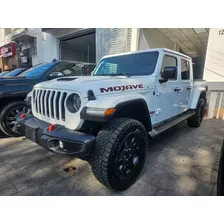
[15,114,95,157]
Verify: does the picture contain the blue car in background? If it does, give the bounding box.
[3,68,27,78]
[0,70,11,77]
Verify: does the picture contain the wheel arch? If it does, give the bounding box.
[0,96,26,111]
[113,99,152,131]
[189,88,207,109]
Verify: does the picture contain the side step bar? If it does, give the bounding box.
[148,111,195,137]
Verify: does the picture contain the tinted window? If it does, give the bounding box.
[181,59,190,80]
[18,63,55,78]
[93,51,159,76]
[0,71,10,77]
[161,55,177,80]
[49,62,96,77]
[4,68,26,77]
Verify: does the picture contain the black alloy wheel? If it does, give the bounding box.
[0,101,29,137]
[116,132,143,178]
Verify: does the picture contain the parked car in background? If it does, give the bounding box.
[0,60,96,137]
[3,68,27,78]
[0,70,12,77]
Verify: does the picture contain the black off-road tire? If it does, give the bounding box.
[187,98,205,128]
[0,101,27,137]
[91,118,148,191]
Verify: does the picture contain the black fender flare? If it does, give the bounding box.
[113,99,152,131]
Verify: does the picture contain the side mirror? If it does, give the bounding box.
[49,72,63,80]
[160,66,177,83]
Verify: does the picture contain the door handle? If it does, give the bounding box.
[187,87,192,90]
[174,87,181,92]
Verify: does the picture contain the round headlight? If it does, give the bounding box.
[66,93,81,113]
[72,94,81,111]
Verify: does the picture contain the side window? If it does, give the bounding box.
[161,55,177,80]
[181,59,190,80]
[48,63,83,79]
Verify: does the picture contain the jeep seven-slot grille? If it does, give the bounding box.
[33,89,67,121]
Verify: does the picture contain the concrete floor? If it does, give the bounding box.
[0,118,223,196]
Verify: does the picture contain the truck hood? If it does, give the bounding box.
[34,76,153,97]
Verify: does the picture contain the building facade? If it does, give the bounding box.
[0,28,223,84]
[0,28,59,71]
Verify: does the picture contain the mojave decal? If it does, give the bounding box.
[100,84,144,93]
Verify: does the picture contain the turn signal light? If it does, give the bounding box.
[20,114,26,119]
[104,108,116,116]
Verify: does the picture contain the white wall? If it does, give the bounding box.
[32,31,59,65]
[0,29,5,46]
[29,31,59,65]
[131,28,140,51]
[204,28,224,82]
[138,28,175,50]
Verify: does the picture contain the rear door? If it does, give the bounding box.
[179,58,192,113]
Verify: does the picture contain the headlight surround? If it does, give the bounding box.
[66,93,81,113]
[82,107,116,116]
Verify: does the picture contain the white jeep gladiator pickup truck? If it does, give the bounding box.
[16,48,207,191]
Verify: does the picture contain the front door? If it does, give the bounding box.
[179,58,192,113]
[155,54,181,124]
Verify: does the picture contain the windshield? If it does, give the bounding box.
[0,71,10,77]
[4,68,26,77]
[17,63,55,78]
[93,51,159,76]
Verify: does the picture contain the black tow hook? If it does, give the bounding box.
[13,110,31,134]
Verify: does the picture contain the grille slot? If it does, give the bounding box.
[39,90,43,114]
[36,90,40,113]
[55,92,61,120]
[61,92,67,121]
[45,91,50,117]
[33,89,67,122]
[51,91,56,118]
[42,90,46,116]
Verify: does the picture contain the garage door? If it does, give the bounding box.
[96,28,132,62]
[60,30,96,63]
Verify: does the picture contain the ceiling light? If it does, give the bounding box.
[193,28,206,34]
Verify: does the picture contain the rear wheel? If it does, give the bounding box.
[0,101,29,137]
[91,118,148,191]
[187,98,205,128]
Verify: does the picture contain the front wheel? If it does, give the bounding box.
[91,118,148,191]
[0,101,29,137]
